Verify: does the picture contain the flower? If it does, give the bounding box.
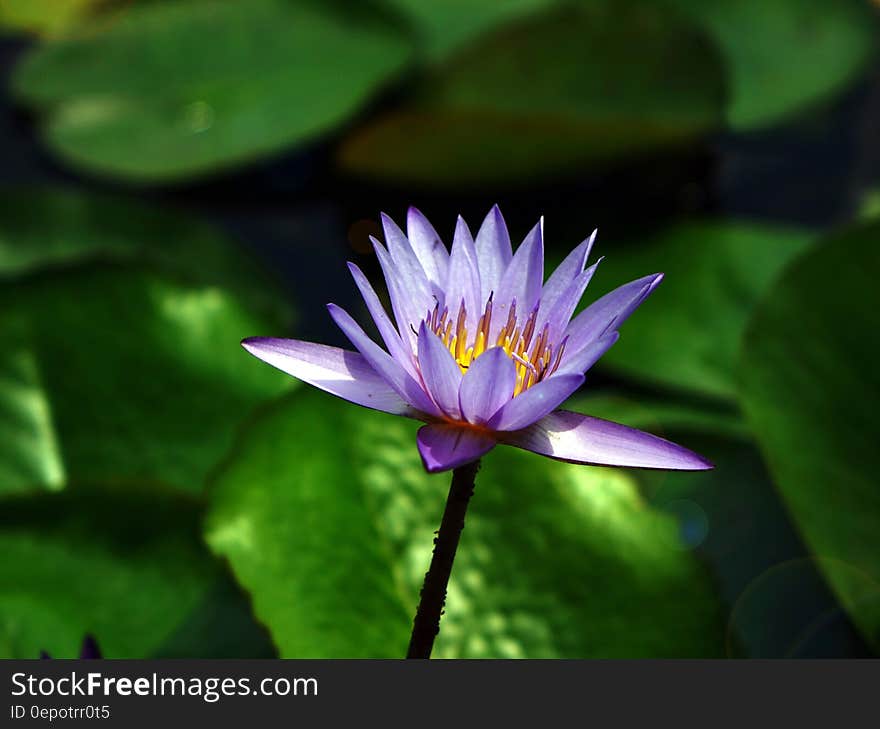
[243,207,712,474]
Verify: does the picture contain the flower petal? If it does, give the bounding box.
[381,212,434,316]
[328,303,438,416]
[241,337,414,416]
[459,347,517,424]
[490,218,544,342]
[348,262,418,379]
[416,423,497,473]
[488,373,584,432]
[371,236,423,351]
[501,410,714,470]
[474,204,512,303]
[558,330,619,375]
[540,229,597,315]
[406,206,449,290]
[444,216,482,332]
[417,321,464,419]
[565,273,663,352]
[538,258,601,344]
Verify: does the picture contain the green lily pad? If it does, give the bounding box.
[12,0,413,182]
[339,0,725,186]
[0,267,292,496]
[570,393,749,441]
[0,485,216,658]
[0,0,101,37]
[384,0,555,61]
[206,388,726,658]
[0,188,289,316]
[740,221,880,651]
[668,0,876,129]
[587,220,814,400]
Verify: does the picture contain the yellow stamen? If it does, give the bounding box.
[424,295,563,394]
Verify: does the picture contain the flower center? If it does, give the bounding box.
[425,295,567,396]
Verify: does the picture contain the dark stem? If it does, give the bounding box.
[406,459,481,659]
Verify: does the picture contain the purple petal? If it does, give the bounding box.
[381,212,434,315]
[348,262,418,379]
[417,322,463,419]
[540,230,597,315]
[566,273,663,353]
[558,330,619,375]
[371,237,423,351]
[488,373,584,432]
[459,347,517,424]
[241,337,414,416]
[474,204,512,303]
[501,410,714,470]
[444,216,482,332]
[417,423,497,473]
[327,304,438,416]
[490,219,544,342]
[406,206,449,290]
[539,258,601,343]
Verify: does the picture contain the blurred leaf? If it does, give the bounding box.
[740,221,880,651]
[0,0,101,37]
[0,317,65,496]
[0,267,292,496]
[206,388,726,657]
[0,486,217,658]
[667,0,876,129]
[0,188,290,319]
[587,221,814,400]
[339,0,725,186]
[12,0,413,182]
[570,393,749,441]
[859,188,880,222]
[384,0,554,60]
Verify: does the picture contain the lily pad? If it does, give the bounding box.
[587,220,814,400]
[384,0,554,60]
[0,0,101,37]
[668,0,876,129]
[0,267,292,496]
[206,388,726,657]
[339,0,725,186]
[12,0,413,182]
[740,221,880,651]
[0,485,216,658]
[0,188,288,316]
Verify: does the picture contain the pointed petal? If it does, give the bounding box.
[538,258,601,343]
[444,216,481,331]
[558,330,619,375]
[241,337,414,416]
[459,347,517,424]
[474,204,512,302]
[371,237,422,351]
[381,212,434,315]
[417,423,497,473]
[348,262,418,379]
[328,304,438,416]
[488,373,584,432]
[417,322,464,419]
[491,218,544,342]
[407,206,448,289]
[540,230,597,315]
[501,410,714,470]
[566,273,663,352]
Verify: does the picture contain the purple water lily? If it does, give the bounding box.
[242,206,711,474]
